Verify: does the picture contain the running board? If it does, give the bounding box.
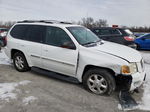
[32,67,79,84]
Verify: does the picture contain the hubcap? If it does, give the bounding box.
[87,74,108,94]
[15,56,24,70]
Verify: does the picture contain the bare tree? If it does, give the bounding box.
[78,17,108,28]
[94,19,108,27]
[0,21,16,28]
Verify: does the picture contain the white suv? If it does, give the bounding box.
[5,20,146,95]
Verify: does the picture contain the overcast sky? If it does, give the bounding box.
[0,0,150,26]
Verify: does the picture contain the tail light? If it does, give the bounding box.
[0,31,4,33]
[3,36,7,46]
[124,36,134,41]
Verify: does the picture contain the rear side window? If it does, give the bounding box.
[10,25,28,39]
[10,24,46,43]
[94,29,120,36]
[110,29,120,35]
[26,25,46,43]
[100,29,111,35]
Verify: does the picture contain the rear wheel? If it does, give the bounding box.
[83,68,116,95]
[13,52,31,72]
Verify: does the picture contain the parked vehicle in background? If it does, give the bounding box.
[0,28,8,37]
[135,33,150,50]
[5,20,146,95]
[134,33,145,38]
[0,36,6,47]
[90,27,136,49]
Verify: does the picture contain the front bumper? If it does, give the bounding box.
[116,71,146,91]
[130,71,146,91]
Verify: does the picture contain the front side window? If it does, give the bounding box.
[67,27,100,45]
[45,26,75,48]
[143,34,150,39]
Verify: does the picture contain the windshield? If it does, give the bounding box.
[67,27,100,45]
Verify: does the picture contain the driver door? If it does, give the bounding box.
[41,26,78,76]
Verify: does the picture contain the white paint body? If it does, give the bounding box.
[5,22,145,91]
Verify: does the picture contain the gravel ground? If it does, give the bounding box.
[0,50,149,112]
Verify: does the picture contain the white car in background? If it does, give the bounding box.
[0,28,8,37]
[4,20,146,95]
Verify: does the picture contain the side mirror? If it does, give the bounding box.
[61,41,76,50]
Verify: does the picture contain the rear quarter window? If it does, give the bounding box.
[93,29,121,36]
[10,24,46,43]
[10,25,28,39]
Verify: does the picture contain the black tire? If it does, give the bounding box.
[83,68,116,95]
[13,52,31,72]
[136,43,140,50]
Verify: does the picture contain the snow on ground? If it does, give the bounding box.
[23,96,38,105]
[139,52,150,110]
[0,80,31,102]
[1,48,150,110]
[0,49,11,65]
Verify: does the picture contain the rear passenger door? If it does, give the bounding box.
[41,26,78,76]
[10,25,45,68]
[25,25,46,68]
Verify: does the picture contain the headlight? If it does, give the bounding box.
[121,63,137,75]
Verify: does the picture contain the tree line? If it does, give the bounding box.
[0,17,150,32]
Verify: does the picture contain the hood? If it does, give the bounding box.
[90,42,142,62]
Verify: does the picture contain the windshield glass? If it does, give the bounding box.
[67,27,100,45]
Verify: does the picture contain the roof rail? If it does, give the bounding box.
[17,20,72,24]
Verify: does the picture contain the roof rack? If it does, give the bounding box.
[17,20,73,24]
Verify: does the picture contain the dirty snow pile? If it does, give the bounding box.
[0,49,11,65]
[0,80,31,102]
[23,96,37,105]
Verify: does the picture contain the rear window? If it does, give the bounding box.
[124,29,133,35]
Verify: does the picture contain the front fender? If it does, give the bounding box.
[76,49,129,82]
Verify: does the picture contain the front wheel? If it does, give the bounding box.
[83,68,116,95]
[13,52,31,72]
[136,43,140,50]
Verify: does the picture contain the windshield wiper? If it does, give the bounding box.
[96,39,104,45]
[82,42,96,46]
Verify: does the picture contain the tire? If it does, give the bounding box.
[136,43,140,50]
[83,68,116,95]
[13,52,31,72]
